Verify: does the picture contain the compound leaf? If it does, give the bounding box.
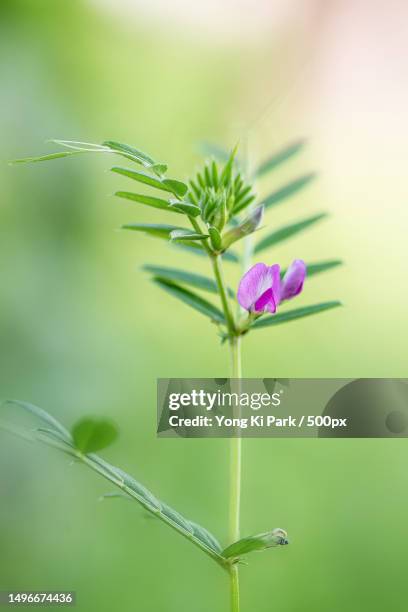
[0,402,226,567]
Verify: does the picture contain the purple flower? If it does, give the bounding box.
[237,260,307,315]
[280,259,306,302]
[237,263,281,313]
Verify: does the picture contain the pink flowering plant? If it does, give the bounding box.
[3,139,342,612]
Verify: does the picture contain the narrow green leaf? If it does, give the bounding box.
[232,185,254,214]
[256,140,306,177]
[153,277,226,324]
[94,460,224,562]
[112,166,166,190]
[169,203,201,216]
[306,259,343,277]
[114,468,162,511]
[72,418,118,454]
[10,151,84,164]
[121,223,189,239]
[189,179,201,200]
[197,171,205,190]
[204,164,212,187]
[190,522,222,553]
[36,427,75,449]
[263,173,316,209]
[161,503,194,534]
[219,250,239,263]
[222,529,288,559]
[252,301,342,329]
[281,259,343,278]
[254,213,327,253]
[220,146,238,186]
[162,178,188,198]
[115,191,178,212]
[2,400,71,441]
[111,167,187,197]
[103,140,156,166]
[223,251,239,263]
[143,265,234,297]
[143,265,216,293]
[10,140,111,164]
[1,402,226,566]
[168,199,201,216]
[170,229,209,241]
[211,161,219,188]
[35,429,75,455]
[235,184,251,204]
[86,457,224,562]
[50,139,110,152]
[11,140,167,175]
[232,194,256,215]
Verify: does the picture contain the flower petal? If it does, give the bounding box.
[269,263,281,309]
[254,288,275,313]
[237,263,269,311]
[281,259,306,301]
[237,262,280,312]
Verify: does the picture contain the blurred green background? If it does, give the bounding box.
[1,1,407,611]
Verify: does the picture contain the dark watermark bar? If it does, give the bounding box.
[157,378,408,438]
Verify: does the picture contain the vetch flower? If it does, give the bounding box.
[237,263,281,313]
[280,259,306,302]
[237,260,307,315]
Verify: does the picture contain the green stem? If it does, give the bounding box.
[228,335,242,612]
[211,254,236,336]
[229,564,240,612]
[188,214,242,610]
[188,215,213,256]
[188,215,236,336]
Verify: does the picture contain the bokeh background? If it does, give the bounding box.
[1,0,408,610]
